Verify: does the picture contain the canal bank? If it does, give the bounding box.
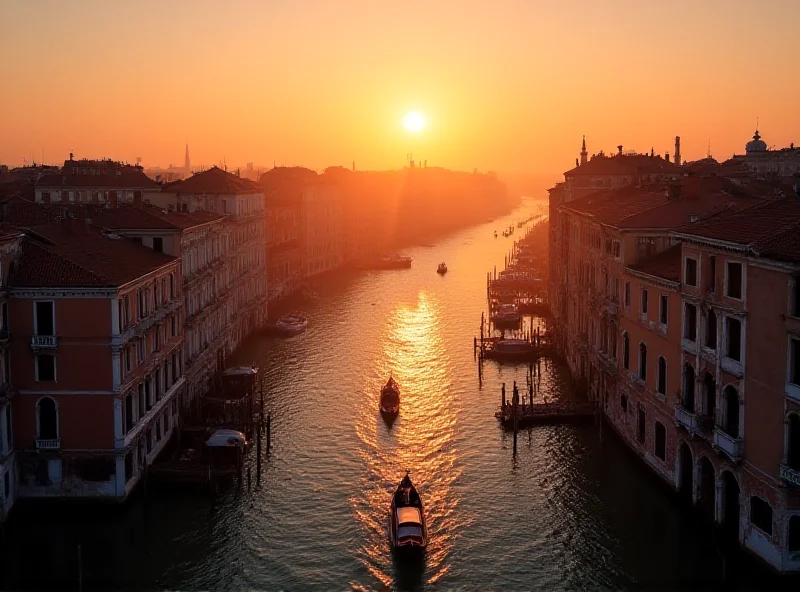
[0,198,789,591]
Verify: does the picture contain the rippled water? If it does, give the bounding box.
[1,199,781,591]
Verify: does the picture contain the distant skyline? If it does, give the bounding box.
[1,0,799,179]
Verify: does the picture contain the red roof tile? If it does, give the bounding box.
[565,154,682,177]
[36,160,157,190]
[11,224,177,288]
[167,166,260,195]
[92,205,223,231]
[627,244,683,283]
[561,185,669,226]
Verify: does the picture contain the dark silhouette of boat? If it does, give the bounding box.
[437,262,447,274]
[390,472,427,550]
[380,376,400,417]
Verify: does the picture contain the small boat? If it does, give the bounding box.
[275,313,308,336]
[374,255,413,269]
[494,230,498,238]
[484,338,536,361]
[436,263,447,274]
[390,472,428,550]
[490,303,521,326]
[380,376,400,417]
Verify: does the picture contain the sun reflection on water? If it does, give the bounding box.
[352,291,463,588]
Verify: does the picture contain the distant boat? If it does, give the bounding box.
[437,262,447,274]
[374,255,413,270]
[380,376,400,417]
[390,472,428,550]
[494,230,498,238]
[275,313,308,336]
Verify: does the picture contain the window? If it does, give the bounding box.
[659,295,668,325]
[792,338,800,386]
[637,405,646,443]
[156,420,161,442]
[641,289,649,315]
[638,342,648,381]
[125,453,134,483]
[613,241,621,259]
[170,273,175,299]
[685,258,697,286]
[624,282,631,307]
[137,289,144,318]
[35,354,56,381]
[146,429,152,454]
[138,383,145,418]
[750,496,773,536]
[726,317,741,361]
[726,262,743,299]
[613,277,619,300]
[657,357,667,395]
[654,422,666,460]
[623,333,630,369]
[621,394,628,412]
[705,310,717,349]
[125,392,134,432]
[37,397,58,439]
[3,472,8,499]
[34,301,55,335]
[684,303,697,341]
[164,410,170,432]
[709,256,716,293]
[153,237,164,253]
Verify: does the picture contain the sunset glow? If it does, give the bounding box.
[403,111,426,134]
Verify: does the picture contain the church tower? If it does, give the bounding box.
[580,136,588,166]
[184,143,191,174]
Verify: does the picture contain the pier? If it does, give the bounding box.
[494,380,596,430]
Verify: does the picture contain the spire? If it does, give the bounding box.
[184,143,190,173]
[580,135,588,166]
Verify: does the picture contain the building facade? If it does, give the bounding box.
[302,182,342,278]
[8,220,183,500]
[265,189,303,302]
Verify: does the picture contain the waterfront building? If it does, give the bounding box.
[34,156,157,205]
[91,203,228,412]
[733,128,800,177]
[302,181,342,278]
[7,218,183,500]
[0,228,23,523]
[148,166,269,346]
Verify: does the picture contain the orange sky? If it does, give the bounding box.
[1,0,798,183]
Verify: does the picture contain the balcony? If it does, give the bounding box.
[30,335,58,350]
[714,428,743,461]
[780,464,800,487]
[675,405,697,431]
[35,438,61,450]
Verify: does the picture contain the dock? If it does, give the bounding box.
[495,380,596,431]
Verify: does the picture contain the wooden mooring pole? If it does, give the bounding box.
[266,412,272,454]
[512,381,519,455]
[256,420,263,485]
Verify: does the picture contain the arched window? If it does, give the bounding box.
[723,385,740,438]
[683,363,695,410]
[623,332,630,370]
[639,342,648,381]
[37,397,58,440]
[657,356,667,395]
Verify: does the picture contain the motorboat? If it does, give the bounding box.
[390,472,428,550]
[437,262,447,275]
[483,338,536,361]
[494,230,498,238]
[275,313,308,336]
[380,376,400,417]
[374,255,413,269]
[490,303,521,326]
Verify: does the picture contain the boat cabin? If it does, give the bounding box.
[395,506,425,545]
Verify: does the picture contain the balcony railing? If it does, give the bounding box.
[780,464,800,487]
[714,428,743,461]
[36,438,61,450]
[30,335,58,349]
[674,405,697,431]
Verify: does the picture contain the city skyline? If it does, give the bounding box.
[2,0,799,177]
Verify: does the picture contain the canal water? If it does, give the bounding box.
[0,199,783,591]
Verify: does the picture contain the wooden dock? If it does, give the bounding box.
[494,380,596,431]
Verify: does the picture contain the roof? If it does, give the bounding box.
[10,224,177,288]
[675,197,800,260]
[565,154,682,177]
[396,507,422,525]
[167,166,261,195]
[36,160,158,190]
[627,244,683,283]
[561,185,669,226]
[92,205,223,231]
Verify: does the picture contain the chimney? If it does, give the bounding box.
[617,145,623,156]
[69,152,74,161]
[133,190,142,209]
[674,136,682,166]
[665,152,671,163]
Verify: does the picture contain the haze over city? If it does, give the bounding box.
[2,0,798,183]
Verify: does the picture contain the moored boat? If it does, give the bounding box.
[437,262,447,274]
[490,303,521,326]
[374,255,413,269]
[483,338,536,361]
[390,472,428,550]
[380,376,400,417]
[275,313,308,336]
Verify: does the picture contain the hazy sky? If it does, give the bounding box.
[2,0,798,178]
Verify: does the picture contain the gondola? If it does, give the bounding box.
[437,262,447,274]
[390,472,427,550]
[380,376,400,417]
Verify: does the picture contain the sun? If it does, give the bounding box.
[403,111,425,133]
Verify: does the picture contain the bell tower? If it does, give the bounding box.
[580,136,588,166]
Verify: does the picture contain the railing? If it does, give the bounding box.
[674,405,697,431]
[35,438,61,450]
[714,428,743,461]
[780,464,800,487]
[30,335,58,349]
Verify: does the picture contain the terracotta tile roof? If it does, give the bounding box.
[167,166,260,195]
[11,224,177,288]
[0,178,35,203]
[627,244,683,283]
[3,203,108,228]
[561,185,669,226]
[92,205,223,231]
[36,160,157,190]
[675,197,800,260]
[565,154,682,177]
